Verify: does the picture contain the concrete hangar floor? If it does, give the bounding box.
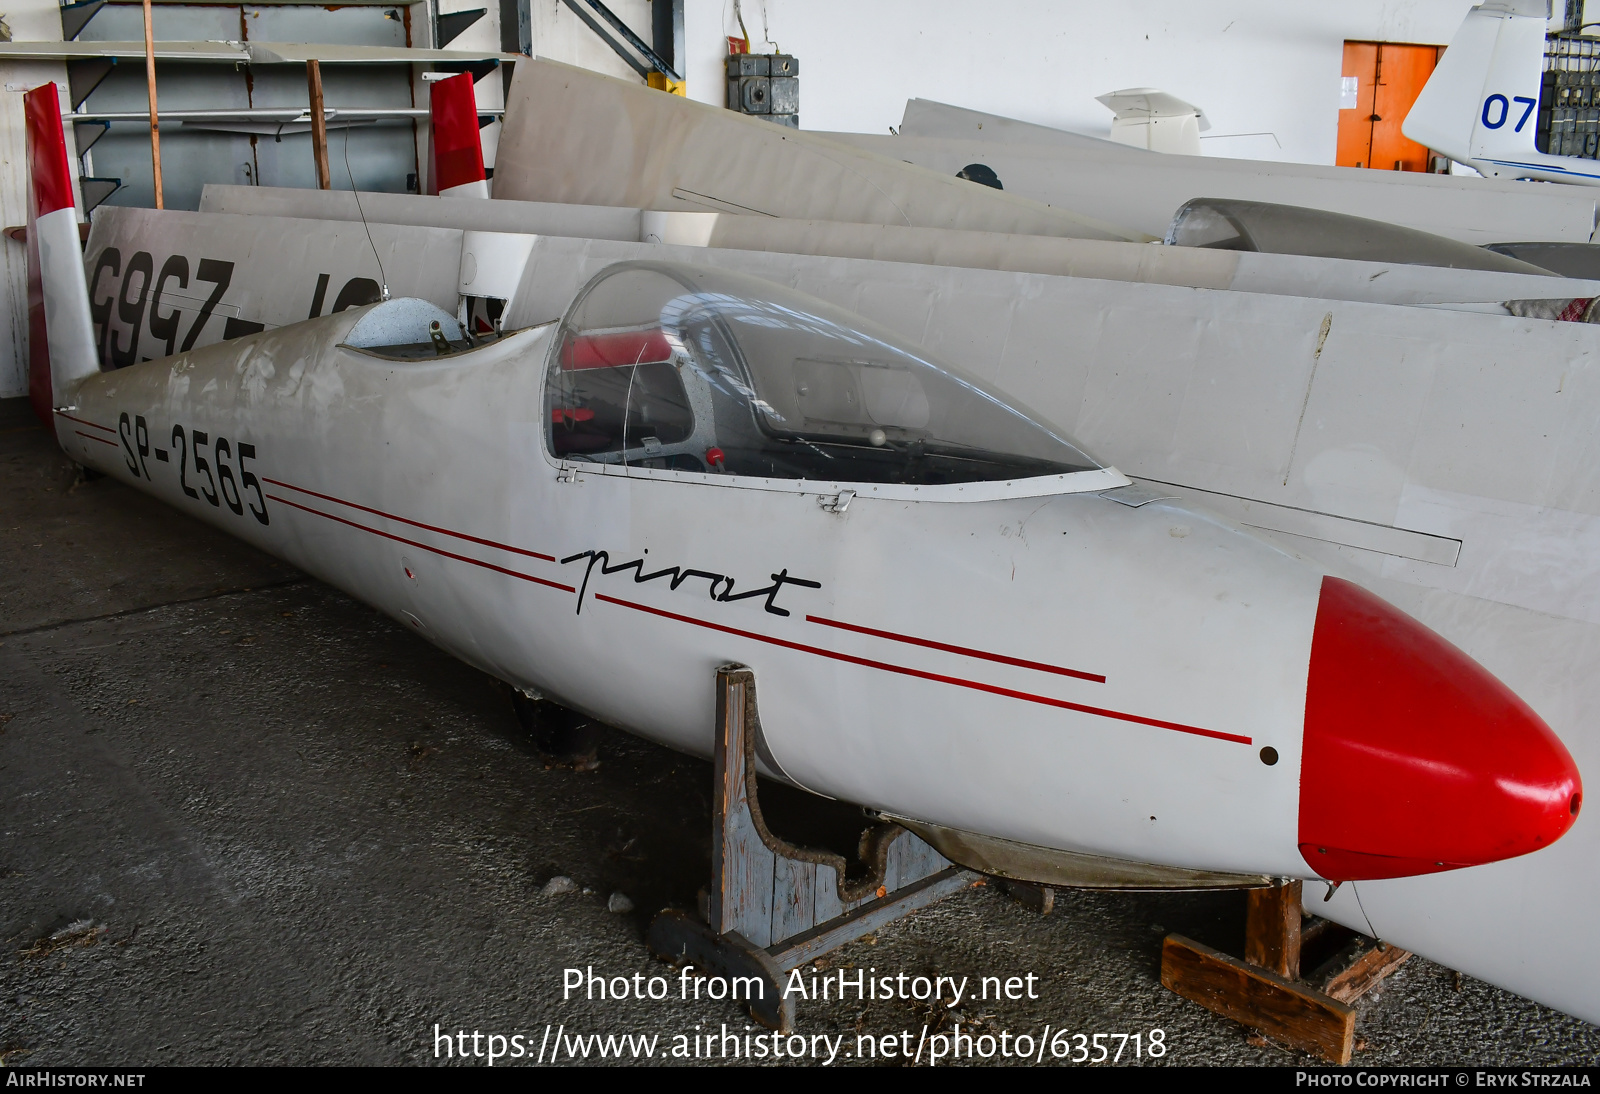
[0,394,1595,1067]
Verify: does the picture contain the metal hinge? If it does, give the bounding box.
[818,489,855,514]
[556,466,577,483]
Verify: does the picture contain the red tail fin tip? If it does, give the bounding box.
[430,73,488,198]
[23,81,99,428]
[25,84,75,218]
[24,82,76,425]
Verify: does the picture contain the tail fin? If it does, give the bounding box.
[430,73,488,199]
[1403,1,1548,168]
[24,82,98,424]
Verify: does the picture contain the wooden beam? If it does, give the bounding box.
[708,667,771,942]
[646,911,793,1032]
[1245,879,1302,980]
[141,0,162,209]
[770,867,973,971]
[649,665,967,1033]
[1324,943,1411,1004]
[1161,934,1355,1065]
[306,59,331,190]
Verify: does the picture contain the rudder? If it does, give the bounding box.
[24,82,99,425]
[430,73,488,199]
[1403,1,1548,166]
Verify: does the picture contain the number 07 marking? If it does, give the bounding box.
[1513,95,1538,131]
[1483,93,1539,132]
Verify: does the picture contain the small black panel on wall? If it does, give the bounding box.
[726,53,798,128]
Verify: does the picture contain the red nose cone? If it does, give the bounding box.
[1299,577,1581,881]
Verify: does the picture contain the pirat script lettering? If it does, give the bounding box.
[560,548,821,616]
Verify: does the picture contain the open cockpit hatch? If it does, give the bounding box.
[340,297,513,361]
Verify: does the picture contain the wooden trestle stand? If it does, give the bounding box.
[646,665,975,1033]
[1160,881,1412,1064]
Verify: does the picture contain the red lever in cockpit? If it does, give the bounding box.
[706,447,726,469]
[552,407,596,424]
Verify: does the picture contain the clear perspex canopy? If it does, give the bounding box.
[544,262,1102,486]
[1164,197,1552,275]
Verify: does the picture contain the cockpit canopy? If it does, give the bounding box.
[544,262,1101,485]
[1165,197,1554,275]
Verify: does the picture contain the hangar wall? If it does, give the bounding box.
[0,0,1565,400]
[681,0,1484,164]
[0,0,651,399]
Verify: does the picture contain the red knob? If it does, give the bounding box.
[706,447,726,468]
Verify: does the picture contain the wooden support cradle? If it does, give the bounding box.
[646,665,975,1033]
[1160,880,1413,1064]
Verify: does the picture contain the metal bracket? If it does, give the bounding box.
[435,7,487,49]
[818,488,855,514]
[430,59,501,84]
[560,0,681,82]
[555,466,577,483]
[59,0,106,43]
[66,57,115,111]
[72,118,110,159]
[78,177,120,215]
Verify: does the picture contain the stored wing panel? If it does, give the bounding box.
[198,184,1600,308]
[198,183,645,241]
[492,58,1145,243]
[820,130,1600,245]
[83,207,461,366]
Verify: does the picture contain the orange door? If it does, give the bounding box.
[1338,41,1381,167]
[1337,41,1441,170]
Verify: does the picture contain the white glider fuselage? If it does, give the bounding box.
[57,301,1324,880]
[48,251,1581,895]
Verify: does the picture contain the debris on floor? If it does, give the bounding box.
[20,921,106,959]
[540,875,577,896]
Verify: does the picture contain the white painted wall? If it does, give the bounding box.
[683,0,1482,163]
